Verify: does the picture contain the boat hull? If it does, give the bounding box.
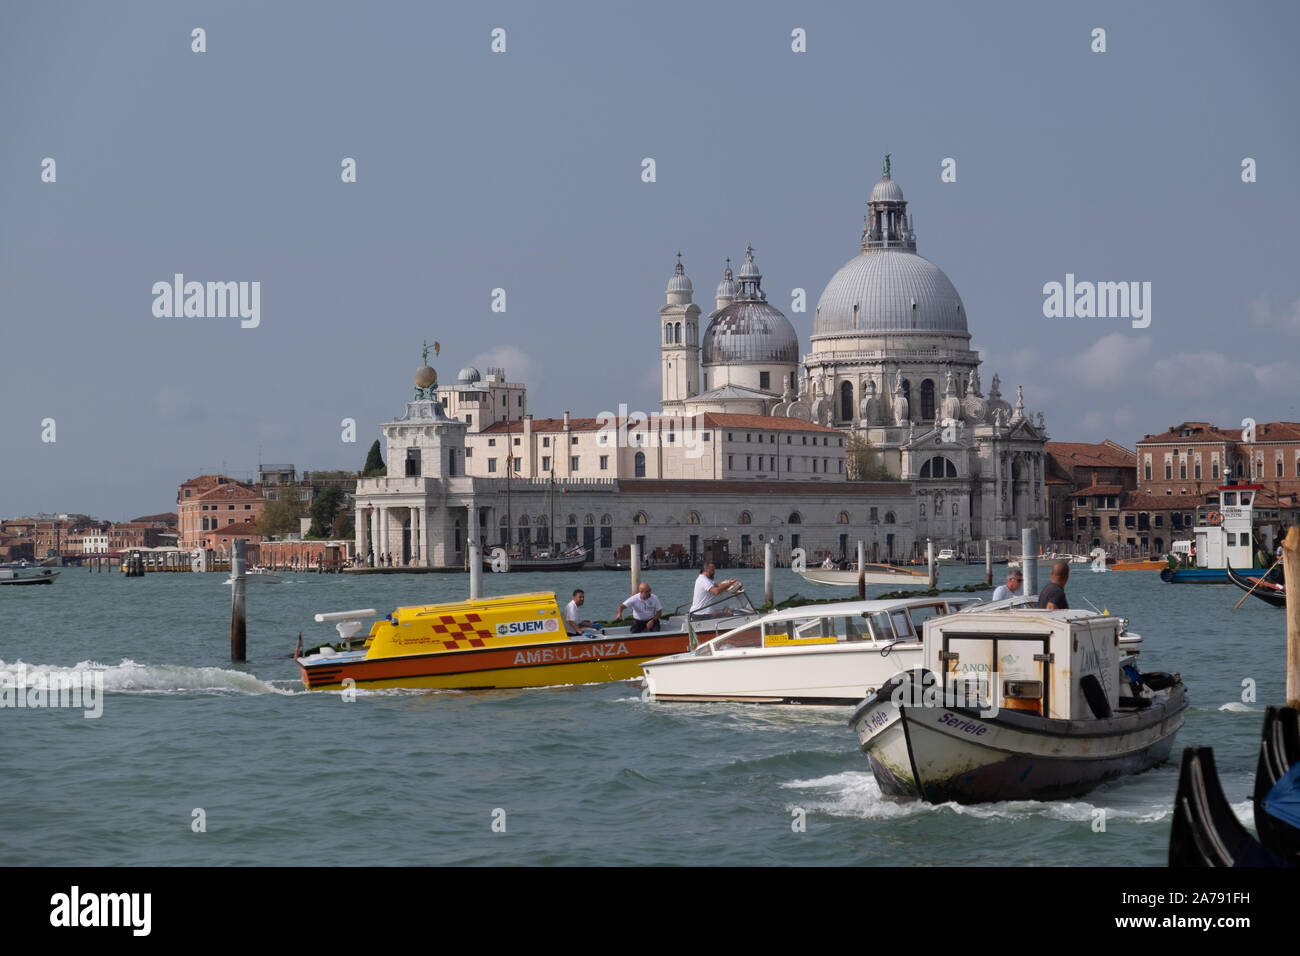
[1226,563,1286,608]
[0,569,59,585]
[644,642,923,705]
[799,566,931,588]
[297,618,749,691]
[852,682,1188,803]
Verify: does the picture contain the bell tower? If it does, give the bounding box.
[660,253,701,411]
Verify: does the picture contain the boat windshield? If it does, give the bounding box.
[907,603,948,632]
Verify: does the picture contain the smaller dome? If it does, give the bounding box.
[666,254,692,293]
[870,176,905,203]
[737,244,761,279]
[716,260,737,300]
[457,366,481,384]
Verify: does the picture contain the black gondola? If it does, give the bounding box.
[1168,706,1299,867]
[1225,561,1287,608]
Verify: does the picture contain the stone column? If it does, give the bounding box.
[355,506,366,559]
[409,507,420,565]
[379,508,390,562]
[368,508,378,564]
[421,505,432,568]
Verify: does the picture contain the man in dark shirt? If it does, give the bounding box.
[1036,560,1070,610]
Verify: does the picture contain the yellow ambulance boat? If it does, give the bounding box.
[295,590,756,691]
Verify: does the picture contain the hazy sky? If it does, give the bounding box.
[2,1,1297,519]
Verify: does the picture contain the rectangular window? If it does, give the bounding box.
[466,413,473,426]
[599,455,608,469]
[1194,463,1201,479]
[769,457,775,470]
[515,458,522,471]
[746,456,752,470]
[465,447,472,457]
[728,455,734,469]
[1144,464,1152,481]
[543,437,549,447]
[702,432,710,441]
[488,438,496,447]
[759,371,770,390]
[541,456,550,471]
[1165,464,1172,480]
[488,459,497,473]
[746,433,752,442]
[1278,459,1284,478]
[1213,461,1220,478]
[570,457,578,470]
[1077,497,1087,507]
[513,437,520,446]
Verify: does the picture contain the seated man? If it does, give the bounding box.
[991,570,1022,602]
[616,583,663,633]
[563,588,595,636]
[690,562,740,616]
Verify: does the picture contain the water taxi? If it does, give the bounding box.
[642,596,978,705]
[850,608,1186,803]
[0,562,59,586]
[295,590,757,691]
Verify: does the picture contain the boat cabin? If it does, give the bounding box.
[921,610,1127,720]
[696,598,976,655]
[1191,484,1265,570]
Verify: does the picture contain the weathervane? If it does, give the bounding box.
[414,339,441,399]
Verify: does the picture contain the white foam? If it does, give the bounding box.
[0,658,288,696]
[782,771,1189,823]
[1217,701,1261,712]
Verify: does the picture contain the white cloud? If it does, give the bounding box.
[1056,332,1152,386]
[1249,295,1300,336]
[469,345,541,389]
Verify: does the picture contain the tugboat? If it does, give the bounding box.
[1161,484,1277,583]
[850,608,1187,803]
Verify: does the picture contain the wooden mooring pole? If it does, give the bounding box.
[764,541,774,606]
[630,541,641,593]
[231,539,247,662]
[856,540,866,600]
[984,539,992,587]
[1284,526,1299,709]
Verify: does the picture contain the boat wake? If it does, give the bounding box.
[781,771,1255,826]
[1216,701,1262,712]
[0,658,290,696]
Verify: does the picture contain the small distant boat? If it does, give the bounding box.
[485,547,588,573]
[0,562,59,586]
[799,562,932,589]
[1169,706,1299,866]
[850,608,1186,803]
[1111,558,1170,571]
[1225,562,1286,608]
[935,549,960,566]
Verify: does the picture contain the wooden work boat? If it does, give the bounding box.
[799,562,932,588]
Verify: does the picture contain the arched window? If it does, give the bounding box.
[674,322,682,343]
[634,451,646,477]
[919,455,958,478]
[920,379,936,421]
[567,514,577,526]
[901,380,911,405]
[739,511,752,524]
[664,324,672,344]
[519,515,529,526]
[584,514,594,525]
[687,512,701,524]
[838,511,850,524]
[788,512,802,524]
[601,514,611,525]
[884,511,896,524]
[633,512,648,525]
[840,381,854,421]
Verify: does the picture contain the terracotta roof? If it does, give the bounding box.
[482,414,840,435]
[1119,492,1205,511]
[196,483,262,502]
[1070,483,1127,496]
[131,512,177,524]
[1045,441,1135,468]
[179,474,244,493]
[1139,422,1300,443]
[617,479,911,496]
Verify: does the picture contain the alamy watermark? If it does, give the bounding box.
[595,405,709,459]
[152,274,260,328]
[1,664,103,718]
[1042,274,1150,329]
[890,669,1001,718]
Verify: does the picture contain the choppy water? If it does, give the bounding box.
[0,563,1281,865]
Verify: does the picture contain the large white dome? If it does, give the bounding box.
[814,249,967,335]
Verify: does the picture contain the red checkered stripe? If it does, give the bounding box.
[428,612,492,649]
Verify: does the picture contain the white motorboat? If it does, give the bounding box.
[224,566,283,584]
[935,549,960,565]
[642,596,979,705]
[0,561,59,586]
[849,608,1186,803]
[798,562,933,589]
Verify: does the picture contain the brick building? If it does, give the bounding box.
[177,476,266,549]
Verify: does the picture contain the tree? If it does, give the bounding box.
[308,485,346,538]
[361,440,386,477]
[333,511,355,541]
[258,496,304,537]
[846,433,894,481]
[70,514,97,530]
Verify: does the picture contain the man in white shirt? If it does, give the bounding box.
[564,588,594,635]
[616,583,663,633]
[991,570,1022,602]
[691,563,740,614]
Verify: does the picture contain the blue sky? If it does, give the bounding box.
[2,0,1297,518]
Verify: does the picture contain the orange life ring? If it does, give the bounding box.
[1206,511,1223,526]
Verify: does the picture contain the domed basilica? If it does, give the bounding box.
[660,159,1049,543]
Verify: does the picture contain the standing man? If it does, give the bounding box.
[616,582,663,633]
[1036,560,1070,610]
[564,588,595,635]
[691,562,740,614]
[991,570,1023,602]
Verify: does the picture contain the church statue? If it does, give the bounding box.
[859,379,878,423]
[969,367,982,397]
[893,375,910,427]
